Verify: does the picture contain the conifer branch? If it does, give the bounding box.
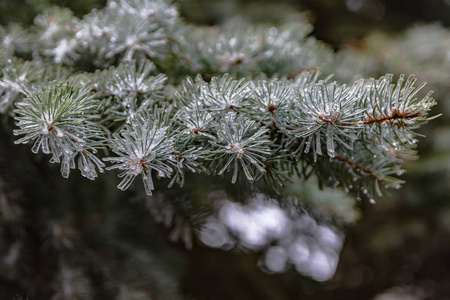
[334,155,387,184]
[0,0,439,201]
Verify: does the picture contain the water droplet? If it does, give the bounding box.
[304,141,311,153]
[369,199,376,204]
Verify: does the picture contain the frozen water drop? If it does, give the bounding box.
[304,141,311,153]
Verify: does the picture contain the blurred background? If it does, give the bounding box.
[1,0,450,299]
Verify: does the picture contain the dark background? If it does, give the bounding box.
[1,0,450,299]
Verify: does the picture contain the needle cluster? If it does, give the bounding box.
[0,0,438,201]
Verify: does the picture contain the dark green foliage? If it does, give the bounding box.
[0,0,447,299]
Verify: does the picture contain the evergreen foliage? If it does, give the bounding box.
[0,0,445,299]
[0,0,437,201]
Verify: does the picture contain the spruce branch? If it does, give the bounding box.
[201,74,252,111]
[93,60,167,123]
[2,1,448,297]
[13,83,106,179]
[334,155,388,184]
[0,59,40,114]
[208,113,272,184]
[244,78,294,124]
[0,0,439,202]
[0,23,29,55]
[283,80,365,158]
[104,112,177,195]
